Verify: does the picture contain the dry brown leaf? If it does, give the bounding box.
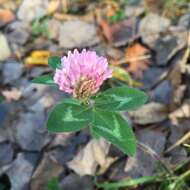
[25,50,50,66]
[54,12,94,22]
[169,100,190,125]
[47,0,60,14]
[100,0,119,18]
[96,7,135,46]
[67,138,110,176]
[0,9,15,26]
[125,42,151,79]
[98,18,134,46]
[2,88,22,102]
[31,153,63,190]
[98,18,113,42]
[129,102,168,125]
[144,0,164,13]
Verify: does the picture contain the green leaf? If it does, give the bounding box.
[110,9,125,23]
[47,99,92,132]
[90,125,101,139]
[95,86,148,111]
[92,109,136,156]
[47,177,61,190]
[31,74,55,85]
[48,56,61,70]
[111,66,142,87]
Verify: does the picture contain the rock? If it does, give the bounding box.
[178,13,190,30]
[17,0,49,22]
[140,67,165,90]
[129,102,168,125]
[0,101,21,143]
[15,110,51,151]
[7,22,29,45]
[21,83,65,108]
[29,67,51,78]
[167,124,188,163]
[125,5,144,17]
[169,147,187,164]
[0,103,9,127]
[59,20,99,48]
[152,80,172,104]
[111,19,136,47]
[0,142,14,167]
[139,13,170,46]
[125,130,166,177]
[47,19,61,40]
[2,61,23,84]
[139,13,171,34]
[21,84,47,103]
[29,94,55,111]
[67,138,110,176]
[0,34,11,61]
[31,153,63,190]
[6,152,39,190]
[99,18,136,47]
[154,36,178,66]
[60,174,93,190]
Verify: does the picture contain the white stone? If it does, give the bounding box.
[0,34,11,61]
[17,0,49,22]
[59,20,99,48]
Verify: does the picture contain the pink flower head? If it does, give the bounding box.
[54,49,112,100]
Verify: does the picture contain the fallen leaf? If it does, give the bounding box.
[98,18,113,42]
[2,88,22,102]
[25,50,50,66]
[67,138,110,176]
[125,42,151,79]
[96,9,135,46]
[47,0,60,14]
[129,102,168,125]
[144,0,164,13]
[31,153,63,190]
[0,9,15,26]
[169,100,190,125]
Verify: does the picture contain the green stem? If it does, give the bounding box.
[96,175,164,189]
[179,169,190,181]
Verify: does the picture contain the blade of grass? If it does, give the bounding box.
[96,175,164,189]
[165,131,190,153]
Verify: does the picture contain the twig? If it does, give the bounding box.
[165,131,190,153]
[111,55,151,65]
